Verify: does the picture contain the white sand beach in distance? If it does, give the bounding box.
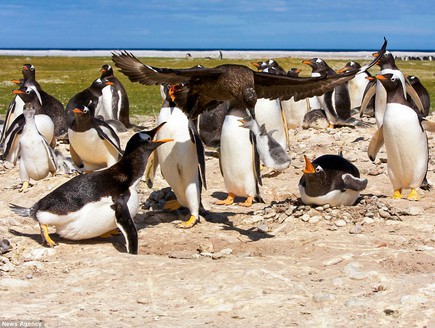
[0,49,434,60]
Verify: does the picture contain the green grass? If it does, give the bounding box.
[1,55,434,121]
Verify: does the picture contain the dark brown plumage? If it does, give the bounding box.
[111,39,386,119]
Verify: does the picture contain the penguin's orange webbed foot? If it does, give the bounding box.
[164,199,181,211]
[239,196,253,207]
[178,215,197,229]
[216,193,235,206]
[406,188,419,201]
[391,189,402,199]
[100,229,121,238]
[19,181,30,193]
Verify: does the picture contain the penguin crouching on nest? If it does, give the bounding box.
[299,154,368,206]
[10,123,172,254]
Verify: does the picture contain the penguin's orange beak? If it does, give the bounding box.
[12,89,25,95]
[105,81,114,86]
[336,67,349,74]
[100,68,106,73]
[366,76,375,81]
[303,155,315,174]
[72,108,83,114]
[11,79,21,85]
[153,138,173,144]
[375,75,387,81]
[251,62,260,68]
[22,66,29,71]
[302,60,311,65]
[169,84,181,102]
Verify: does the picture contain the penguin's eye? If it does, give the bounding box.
[83,107,89,114]
[391,76,397,82]
[315,166,323,173]
[26,89,31,94]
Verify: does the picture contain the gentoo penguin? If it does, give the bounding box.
[361,50,424,127]
[337,61,370,111]
[239,115,291,175]
[9,124,172,254]
[302,58,364,128]
[6,104,57,192]
[68,104,123,171]
[9,64,67,137]
[111,39,385,119]
[282,67,311,129]
[66,78,113,125]
[367,73,434,200]
[406,75,430,117]
[251,60,288,149]
[2,87,56,165]
[217,106,263,207]
[97,64,131,127]
[147,85,206,228]
[299,154,368,206]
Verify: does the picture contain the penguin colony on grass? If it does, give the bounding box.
[1,38,434,254]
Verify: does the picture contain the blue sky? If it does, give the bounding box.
[1,0,434,50]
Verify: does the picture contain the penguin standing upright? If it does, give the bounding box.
[6,103,57,192]
[2,87,56,164]
[302,58,358,127]
[337,61,370,111]
[251,60,288,149]
[282,68,311,129]
[217,107,263,207]
[367,73,433,200]
[68,104,122,171]
[361,51,424,127]
[97,64,131,127]
[406,75,430,117]
[299,153,367,206]
[147,85,206,228]
[10,124,172,254]
[66,78,113,125]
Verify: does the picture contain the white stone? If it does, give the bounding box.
[0,278,30,288]
[23,247,57,261]
[334,219,347,227]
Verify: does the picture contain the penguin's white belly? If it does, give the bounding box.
[220,110,257,198]
[254,98,287,149]
[34,114,55,144]
[299,185,360,206]
[156,107,200,213]
[383,104,428,189]
[281,98,308,129]
[349,75,369,109]
[374,83,387,127]
[68,129,119,169]
[38,188,139,240]
[19,130,54,181]
[97,86,114,120]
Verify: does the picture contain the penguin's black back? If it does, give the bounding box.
[313,154,360,177]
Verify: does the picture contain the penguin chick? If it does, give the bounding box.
[68,104,123,172]
[299,154,367,206]
[9,123,172,254]
[239,115,291,174]
[13,104,57,192]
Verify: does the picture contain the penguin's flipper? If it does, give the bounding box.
[94,120,123,156]
[69,145,83,168]
[0,100,17,145]
[359,82,376,117]
[41,138,58,173]
[406,83,425,115]
[112,192,138,255]
[2,116,25,163]
[342,173,368,191]
[188,120,207,190]
[368,126,384,161]
[250,130,262,187]
[421,119,435,132]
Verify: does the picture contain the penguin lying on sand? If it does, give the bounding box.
[367,73,435,200]
[10,123,172,254]
[238,115,291,176]
[299,154,368,206]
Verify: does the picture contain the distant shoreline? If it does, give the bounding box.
[0,49,434,60]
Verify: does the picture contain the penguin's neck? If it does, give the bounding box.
[73,116,93,132]
[113,148,150,185]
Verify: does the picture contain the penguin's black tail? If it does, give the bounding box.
[9,204,35,218]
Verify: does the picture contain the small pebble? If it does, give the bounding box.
[349,224,363,234]
[301,214,310,222]
[313,292,336,303]
[378,209,391,219]
[334,219,347,227]
[257,224,269,233]
[309,216,321,224]
[363,217,375,225]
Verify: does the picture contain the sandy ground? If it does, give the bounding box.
[0,114,434,328]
